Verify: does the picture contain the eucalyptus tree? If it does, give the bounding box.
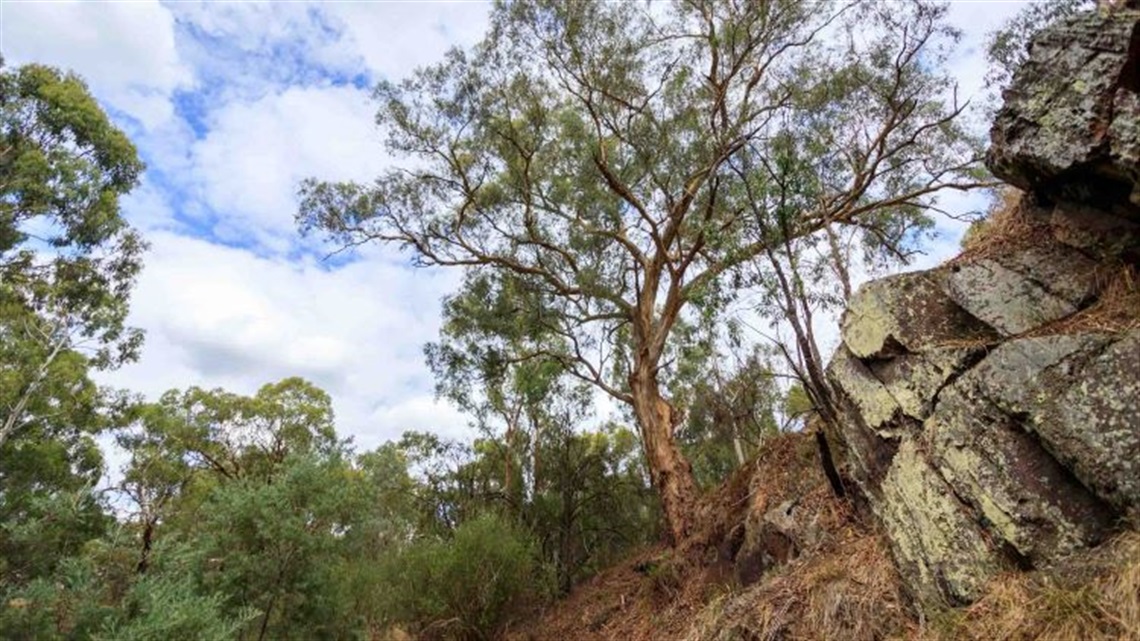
[425,269,571,505]
[300,0,985,542]
[0,59,145,587]
[0,60,146,451]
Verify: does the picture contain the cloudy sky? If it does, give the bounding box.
[0,0,1026,455]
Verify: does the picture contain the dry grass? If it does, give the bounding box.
[920,531,1140,641]
[1025,264,1140,336]
[509,424,1140,641]
[682,528,911,641]
[506,433,849,641]
[956,188,1052,261]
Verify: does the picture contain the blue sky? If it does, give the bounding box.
[0,0,1027,455]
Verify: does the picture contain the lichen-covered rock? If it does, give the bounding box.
[876,441,1001,605]
[827,347,904,432]
[828,343,982,430]
[867,347,984,422]
[824,7,1140,615]
[926,385,1113,564]
[962,334,1113,415]
[1034,330,1140,518]
[947,245,1099,336]
[841,270,995,359]
[987,11,1140,211]
[827,346,906,492]
[1050,201,1140,261]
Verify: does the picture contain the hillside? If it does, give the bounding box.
[512,7,1140,640]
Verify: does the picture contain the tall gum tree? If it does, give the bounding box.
[0,61,146,450]
[299,0,987,543]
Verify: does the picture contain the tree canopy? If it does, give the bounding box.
[299,0,987,542]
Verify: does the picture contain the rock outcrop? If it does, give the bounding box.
[828,9,1140,610]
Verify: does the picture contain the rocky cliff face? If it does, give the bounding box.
[827,9,1140,609]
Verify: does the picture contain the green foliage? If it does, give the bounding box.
[528,423,659,591]
[376,513,550,641]
[0,554,115,641]
[0,59,143,593]
[0,60,146,373]
[93,572,256,641]
[0,487,110,583]
[189,453,369,641]
[675,344,781,488]
[783,384,814,423]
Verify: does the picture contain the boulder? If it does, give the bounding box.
[1050,201,1140,261]
[926,385,1114,564]
[946,244,1099,336]
[840,270,995,359]
[823,9,1140,613]
[987,10,1140,212]
[1035,330,1140,518]
[875,441,1000,606]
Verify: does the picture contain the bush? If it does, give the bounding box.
[93,573,256,641]
[379,513,551,641]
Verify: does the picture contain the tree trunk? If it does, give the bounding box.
[732,424,747,468]
[629,364,698,546]
[136,517,154,574]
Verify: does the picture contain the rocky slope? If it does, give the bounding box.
[826,7,1140,609]
[509,9,1140,641]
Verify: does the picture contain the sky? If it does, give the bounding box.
[0,0,1028,458]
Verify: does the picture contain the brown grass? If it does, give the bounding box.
[508,425,1140,641]
[682,515,910,641]
[919,531,1140,641]
[955,188,1054,262]
[506,433,852,641]
[957,188,1062,261]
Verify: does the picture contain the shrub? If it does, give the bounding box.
[379,513,551,641]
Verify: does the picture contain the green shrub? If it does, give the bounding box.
[93,573,256,641]
[0,556,113,641]
[379,513,551,641]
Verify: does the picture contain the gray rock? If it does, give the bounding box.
[868,347,984,422]
[841,270,995,359]
[875,440,1001,606]
[1051,200,1140,260]
[987,11,1140,212]
[1035,330,1140,518]
[822,9,1140,615]
[947,244,1099,336]
[964,334,1111,415]
[926,384,1113,563]
[827,346,903,432]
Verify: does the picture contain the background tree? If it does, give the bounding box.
[674,344,781,489]
[0,59,145,588]
[300,0,986,543]
[425,268,569,510]
[0,60,146,448]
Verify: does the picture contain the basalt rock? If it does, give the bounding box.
[828,9,1140,611]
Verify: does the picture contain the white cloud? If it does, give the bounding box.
[324,2,491,81]
[368,396,470,449]
[187,84,386,249]
[2,0,192,130]
[99,231,463,450]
